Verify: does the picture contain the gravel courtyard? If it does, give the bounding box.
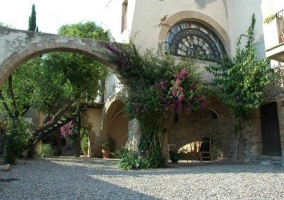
[0,157,284,200]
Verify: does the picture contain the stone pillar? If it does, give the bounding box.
[126,119,141,155]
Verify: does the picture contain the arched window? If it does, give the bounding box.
[165,21,226,60]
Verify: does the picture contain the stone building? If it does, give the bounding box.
[96,0,284,164]
[1,0,284,165]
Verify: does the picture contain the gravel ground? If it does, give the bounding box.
[0,157,284,200]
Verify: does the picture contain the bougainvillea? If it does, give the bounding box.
[106,42,207,167]
[60,120,78,147]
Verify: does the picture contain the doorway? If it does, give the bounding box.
[260,102,281,156]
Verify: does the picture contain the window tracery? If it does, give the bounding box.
[165,21,226,60]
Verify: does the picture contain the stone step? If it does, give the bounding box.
[255,156,282,166]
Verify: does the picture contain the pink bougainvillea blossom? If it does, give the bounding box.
[60,120,76,138]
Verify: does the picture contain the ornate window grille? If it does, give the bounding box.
[165,21,226,60]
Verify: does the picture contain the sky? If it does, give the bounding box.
[0,0,110,34]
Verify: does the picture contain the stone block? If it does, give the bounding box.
[0,164,11,171]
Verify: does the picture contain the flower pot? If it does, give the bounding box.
[280,34,284,43]
[170,155,179,164]
[102,149,110,158]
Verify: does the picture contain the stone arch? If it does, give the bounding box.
[208,108,220,122]
[100,89,128,152]
[0,28,120,86]
[0,43,116,86]
[158,11,231,56]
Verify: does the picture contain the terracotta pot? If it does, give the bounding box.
[102,149,110,158]
[280,34,284,42]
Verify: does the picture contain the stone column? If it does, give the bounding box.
[126,119,141,155]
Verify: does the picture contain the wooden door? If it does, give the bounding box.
[260,103,281,156]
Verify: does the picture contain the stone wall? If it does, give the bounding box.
[168,95,263,163]
[264,75,284,164]
[168,108,236,161]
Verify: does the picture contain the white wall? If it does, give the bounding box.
[102,0,137,43]
[87,108,102,137]
[104,72,124,103]
[261,0,284,67]
[226,0,265,59]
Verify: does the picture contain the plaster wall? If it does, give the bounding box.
[102,0,137,43]
[86,108,103,157]
[226,0,265,58]
[87,108,102,137]
[102,0,228,51]
[109,114,128,152]
[131,0,228,53]
[261,0,284,64]
[104,73,124,103]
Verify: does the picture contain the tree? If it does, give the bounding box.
[206,14,274,162]
[28,4,38,32]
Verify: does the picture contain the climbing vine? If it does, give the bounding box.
[106,42,206,167]
[206,14,275,162]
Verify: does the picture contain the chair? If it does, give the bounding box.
[199,137,211,161]
[186,141,200,163]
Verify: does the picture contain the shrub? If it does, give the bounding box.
[2,119,32,164]
[101,142,110,150]
[113,146,150,170]
[38,143,53,158]
[81,134,88,155]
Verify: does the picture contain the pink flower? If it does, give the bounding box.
[179,68,187,78]
[201,99,206,109]
[178,95,183,101]
[176,79,181,86]
[184,107,191,114]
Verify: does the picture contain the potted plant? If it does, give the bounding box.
[169,148,179,164]
[101,142,111,158]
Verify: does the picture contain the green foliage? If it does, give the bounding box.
[2,119,33,164]
[206,14,274,118]
[106,41,206,167]
[101,142,110,150]
[0,22,9,28]
[113,146,150,170]
[59,22,109,41]
[40,22,109,105]
[38,143,53,158]
[81,134,89,155]
[28,4,38,32]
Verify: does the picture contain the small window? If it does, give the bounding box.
[121,0,128,33]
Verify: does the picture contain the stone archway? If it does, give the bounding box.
[0,27,127,158]
[0,27,118,86]
[99,91,129,156]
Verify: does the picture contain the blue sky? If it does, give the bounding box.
[0,0,109,34]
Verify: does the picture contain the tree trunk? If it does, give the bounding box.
[75,110,81,157]
[161,132,169,167]
[235,118,244,163]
